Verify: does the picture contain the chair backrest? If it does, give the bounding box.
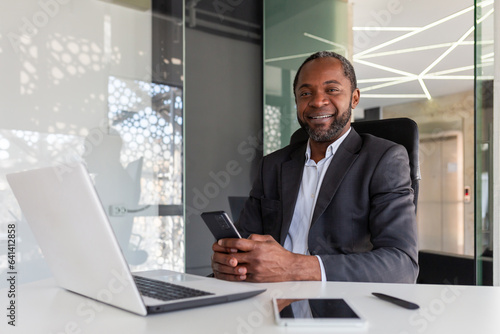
[227,196,248,222]
[290,118,420,213]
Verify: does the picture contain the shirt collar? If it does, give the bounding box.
[305,127,351,162]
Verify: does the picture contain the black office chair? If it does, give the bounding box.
[227,196,248,222]
[290,117,420,212]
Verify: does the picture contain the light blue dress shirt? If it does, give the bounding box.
[283,128,351,281]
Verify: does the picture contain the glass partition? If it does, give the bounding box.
[0,0,185,285]
[263,0,493,285]
[474,0,495,285]
[352,1,481,285]
[263,0,350,154]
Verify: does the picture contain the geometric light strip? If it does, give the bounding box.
[358,24,477,98]
[415,24,476,99]
[355,59,416,77]
[358,40,492,60]
[303,33,348,56]
[351,2,495,101]
[481,52,495,59]
[417,77,432,100]
[358,76,416,84]
[422,25,475,77]
[356,42,475,60]
[352,27,419,32]
[360,77,416,92]
[265,51,330,63]
[361,94,428,98]
[354,6,475,58]
[274,2,495,104]
[358,74,475,83]
[427,65,475,76]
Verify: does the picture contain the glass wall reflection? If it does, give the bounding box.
[353,0,487,283]
[264,0,492,284]
[0,0,185,284]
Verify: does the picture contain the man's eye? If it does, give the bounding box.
[300,92,311,96]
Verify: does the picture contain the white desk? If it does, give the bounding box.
[2,278,500,334]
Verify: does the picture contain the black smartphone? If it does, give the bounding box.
[201,211,242,240]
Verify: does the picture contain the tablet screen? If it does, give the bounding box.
[273,298,366,327]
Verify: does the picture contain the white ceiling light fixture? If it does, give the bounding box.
[354,58,417,77]
[348,0,495,108]
[303,33,348,57]
[361,94,428,99]
[417,77,432,100]
[360,77,417,93]
[352,27,419,32]
[356,42,475,60]
[354,6,475,58]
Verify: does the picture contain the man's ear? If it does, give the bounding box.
[351,88,360,109]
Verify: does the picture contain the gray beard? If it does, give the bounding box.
[298,106,352,142]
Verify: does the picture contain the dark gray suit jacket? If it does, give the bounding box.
[238,128,419,283]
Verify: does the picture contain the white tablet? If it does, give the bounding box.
[272,298,367,328]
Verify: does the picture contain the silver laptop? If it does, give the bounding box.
[6,163,265,316]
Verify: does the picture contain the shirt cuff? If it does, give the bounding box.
[315,255,327,282]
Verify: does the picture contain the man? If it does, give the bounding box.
[211,51,418,283]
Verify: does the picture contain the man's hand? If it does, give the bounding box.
[211,234,321,282]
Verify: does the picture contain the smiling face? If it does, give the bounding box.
[294,57,360,144]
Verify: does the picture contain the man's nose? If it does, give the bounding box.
[308,92,329,108]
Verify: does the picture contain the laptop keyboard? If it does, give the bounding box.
[133,275,214,302]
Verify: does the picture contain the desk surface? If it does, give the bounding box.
[2,278,500,334]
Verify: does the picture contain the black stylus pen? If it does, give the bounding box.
[372,292,420,310]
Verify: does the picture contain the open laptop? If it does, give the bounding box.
[6,162,265,316]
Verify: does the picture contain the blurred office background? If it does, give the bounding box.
[0,0,498,287]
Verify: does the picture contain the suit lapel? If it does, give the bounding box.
[310,129,362,225]
[279,144,306,244]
